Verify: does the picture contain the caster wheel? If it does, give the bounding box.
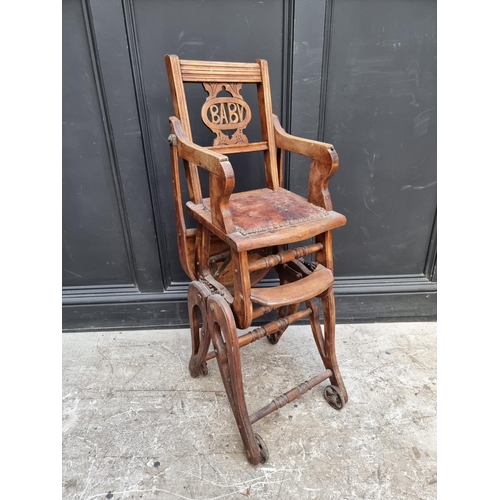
[323,385,345,410]
[190,359,209,378]
[254,433,269,464]
[267,333,279,345]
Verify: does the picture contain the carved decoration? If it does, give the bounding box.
[201,83,251,146]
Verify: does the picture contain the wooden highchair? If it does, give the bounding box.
[165,55,348,465]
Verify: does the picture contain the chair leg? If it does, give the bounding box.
[268,267,298,345]
[307,289,348,408]
[187,281,212,377]
[207,293,268,465]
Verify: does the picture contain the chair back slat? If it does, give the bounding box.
[179,60,262,83]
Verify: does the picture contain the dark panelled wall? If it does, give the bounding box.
[63,0,436,330]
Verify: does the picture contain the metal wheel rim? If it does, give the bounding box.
[254,433,269,464]
[324,385,345,410]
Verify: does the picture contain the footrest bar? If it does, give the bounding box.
[204,307,311,362]
[237,307,312,351]
[250,264,333,309]
[249,369,333,424]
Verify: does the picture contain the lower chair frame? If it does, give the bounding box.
[187,256,347,465]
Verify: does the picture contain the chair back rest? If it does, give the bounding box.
[165,55,280,204]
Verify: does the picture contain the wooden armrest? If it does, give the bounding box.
[169,117,234,179]
[272,115,338,211]
[272,114,338,164]
[169,116,235,233]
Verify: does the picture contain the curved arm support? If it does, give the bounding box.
[272,114,339,211]
[170,116,235,233]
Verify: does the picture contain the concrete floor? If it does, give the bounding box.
[63,322,436,500]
